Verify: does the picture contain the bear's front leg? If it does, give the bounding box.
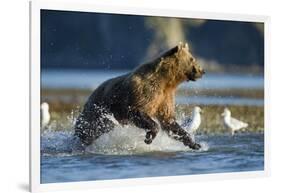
[161,120,201,150]
[129,111,160,144]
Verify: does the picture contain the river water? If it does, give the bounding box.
[41,130,264,183]
[40,70,264,183]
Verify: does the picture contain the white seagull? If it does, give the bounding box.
[41,102,50,129]
[221,108,248,136]
[181,106,202,134]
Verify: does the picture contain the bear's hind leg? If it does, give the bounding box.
[74,108,116,146]
[129,111,160,144]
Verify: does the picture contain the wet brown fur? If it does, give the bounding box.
[130,43,203,120]
[74,42,204,149]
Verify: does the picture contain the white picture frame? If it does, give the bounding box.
[30,0,270,192]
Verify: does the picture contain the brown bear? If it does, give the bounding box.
[74,42,205,150]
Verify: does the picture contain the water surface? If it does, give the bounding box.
[41,70,264,90]
[40,70,264,184]
[41,131,264,183]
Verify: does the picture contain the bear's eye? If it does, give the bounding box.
[190,57,195,63]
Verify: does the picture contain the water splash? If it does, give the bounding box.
[41,130,84,156]
[41,113,208,156]
[87,126,192,155]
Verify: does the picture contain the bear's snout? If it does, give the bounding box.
[197,67,205,78]
[199,68,205,77]
[187,65,205,81]
[201,69,206,75]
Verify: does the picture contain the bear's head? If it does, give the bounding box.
[157,42,205,85]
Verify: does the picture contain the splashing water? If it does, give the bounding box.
[41,130,84,156]
[87,125,208,155]
[40,111,263,184]
[41,113,208,156]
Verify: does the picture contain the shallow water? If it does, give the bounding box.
[40,70,264,183]
[41,70,264,107]
[41,129,264,184]
[41,70,264,90]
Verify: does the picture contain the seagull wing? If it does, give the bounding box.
[230,117,248,131]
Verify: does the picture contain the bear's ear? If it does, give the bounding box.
[177,42,189,52]
[183,42,189,50]
[177,42,184,51]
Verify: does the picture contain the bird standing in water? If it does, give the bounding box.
[221,108,248,136]
[181,106,202,135]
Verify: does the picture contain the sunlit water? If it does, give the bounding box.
[41,70,264,107]
[40,70,264,183]
[41,70,264,90]
[41,124,264,183]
